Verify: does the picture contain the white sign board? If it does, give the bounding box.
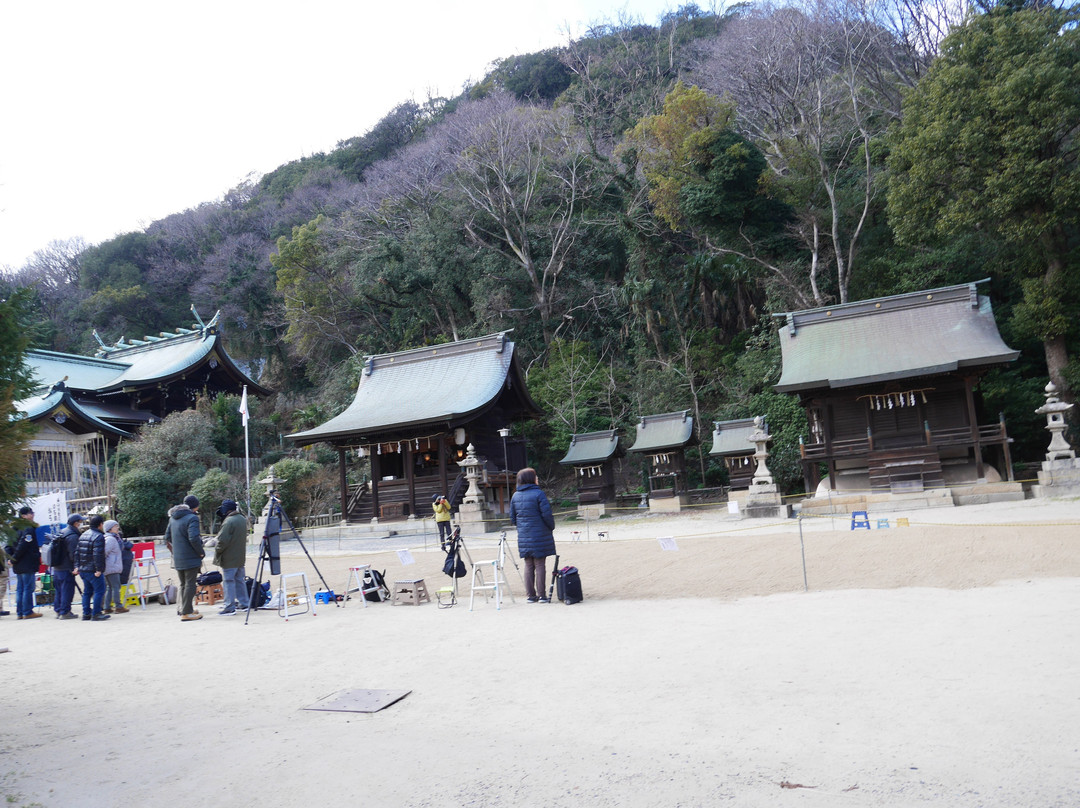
[658,536,679,551]
[396,549,416,566]
[23,492,67,529]
[727,500,740,515]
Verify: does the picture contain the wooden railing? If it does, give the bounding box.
[802,421,1008,459]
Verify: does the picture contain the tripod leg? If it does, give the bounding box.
[243,540,267,625]
[272,501,340,607]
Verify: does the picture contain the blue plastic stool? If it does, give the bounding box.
[876,518,890,529]
[850,510,871,530]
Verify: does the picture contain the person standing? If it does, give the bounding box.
[102,520,127,614]
[12,505,43,619]
[51,514,83,619]
[0,530,11,617]
[432,494,453,550]
[165,495,204,621]
[211,499,249,615]
[76,514,110,621]
[509,468,557,604]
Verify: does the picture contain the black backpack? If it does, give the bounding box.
[246,576,270,607]
[363,568,390,602]
[47,533,67,568]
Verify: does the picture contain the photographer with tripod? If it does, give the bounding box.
[432,494,453,550]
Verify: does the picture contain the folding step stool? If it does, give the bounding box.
[469,559,513,611]
[277,572,316,620]
[342,564,384,607]
[133,551,165,609]
[850,511,871,530]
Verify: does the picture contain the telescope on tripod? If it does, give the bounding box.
[244,492,336,624]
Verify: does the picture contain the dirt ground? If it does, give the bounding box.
[2,497,1078,807]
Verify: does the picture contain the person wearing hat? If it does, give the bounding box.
[102,520,128,614]
[11,506,42,619]
[52,514,84,619]
[432,494,452,550]
[211,499,249,615]
[165,495,205,621]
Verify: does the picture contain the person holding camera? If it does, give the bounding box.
[212,499,249,615]
[432,494,453,550]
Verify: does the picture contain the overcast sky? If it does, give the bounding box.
[0,0,677,270]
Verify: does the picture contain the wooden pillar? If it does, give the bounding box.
[405,440,415,516]
[371,447,381,518]
[963,376,985,480]
[1000,412,1014,482]
[438,434,449,497]
[338,447,348,523]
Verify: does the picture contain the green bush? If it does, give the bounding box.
[116,468,176,537]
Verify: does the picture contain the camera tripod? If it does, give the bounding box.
[244,494,336,625]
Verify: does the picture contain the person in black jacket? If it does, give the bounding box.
[52,514,83,619]
[12,506,43,619]
[509,468,557,603]
[76,514,110,621]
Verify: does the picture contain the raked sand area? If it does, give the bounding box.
[2,497,1079,807]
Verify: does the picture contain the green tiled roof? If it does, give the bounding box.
[710,418,759,456]
[559,430,621,465]
[16,387,131,438]
[774,281,1019,393]
[627,411,696,453]
[288,332,541,444]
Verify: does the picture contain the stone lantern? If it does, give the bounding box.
[455,443,502,533]
[1032,382,1080,498]
[252,465,286,534]
[742,417,790,518]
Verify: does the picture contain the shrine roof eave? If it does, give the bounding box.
[17,390,132,438]
[559,430,623,465]
[775,355,1019,394]
[627,411,698,453]
[710,418,759,456]
[285,332,542,446]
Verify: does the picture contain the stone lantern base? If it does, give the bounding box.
[455,501,509,535]
[742,482,791,519]
[1031,457,1080,499]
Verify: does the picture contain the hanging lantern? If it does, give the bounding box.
[377,443,382,455]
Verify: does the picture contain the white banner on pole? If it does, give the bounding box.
[24,492,67,530]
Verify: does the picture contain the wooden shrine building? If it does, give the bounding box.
[16,309,268,499]
[709,418,760,490]
[627,411,697,511]
[558,429,623,512]
[287,332,541,523]
[774,281,1020,496]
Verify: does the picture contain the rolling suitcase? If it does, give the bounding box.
[555,565,583,604]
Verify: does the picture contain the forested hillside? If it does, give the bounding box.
[5,0,1077,494]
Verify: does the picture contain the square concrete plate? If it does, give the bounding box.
[304,688,411,713]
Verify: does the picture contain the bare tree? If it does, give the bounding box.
[442,93,598,342]
[696,0,918,304]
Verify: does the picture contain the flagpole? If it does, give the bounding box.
[240,386,251,519]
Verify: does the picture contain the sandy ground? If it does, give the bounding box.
[2,497,1079,807]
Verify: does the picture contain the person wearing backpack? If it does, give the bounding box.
[51,514,82,619]
[12,506,43,619]
[211,499,249,616]
[76,515,110,621]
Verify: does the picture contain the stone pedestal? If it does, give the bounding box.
[1032,457,1080,499]
[577,503,607,520]
[648,494,688,513]
[742,482,791,519]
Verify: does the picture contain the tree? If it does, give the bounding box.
[697,0,916,304]
[887,6,1080,395]
[0,288,38,534]
[444,93,600,342]
[115,468,176,537]
[121,409,225,499]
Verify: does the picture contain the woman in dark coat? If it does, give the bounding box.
[509,467,556,603]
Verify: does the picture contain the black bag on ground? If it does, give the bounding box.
[363,568,390,602]
[196,570,222,586]
[246,576,269,607]
[555,566,583,604]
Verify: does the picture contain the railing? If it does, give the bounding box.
[802,422,1008,459]
[297,510,340,528]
